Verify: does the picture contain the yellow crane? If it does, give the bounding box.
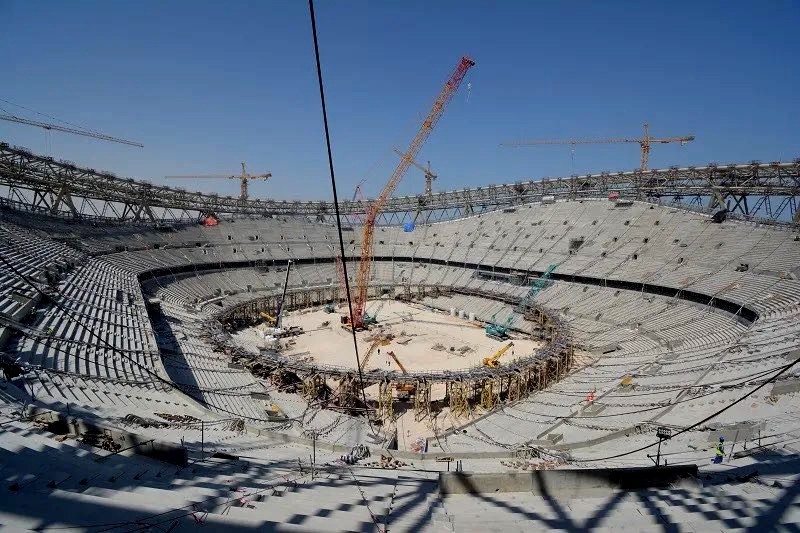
[392,148,437,195]
[359,337,391,372]
[259,311,277,326]
[387,350,415,400]
[483,342,514,368]
[165,161,272,202]
[0,109,143,148]
[501,122,694,171]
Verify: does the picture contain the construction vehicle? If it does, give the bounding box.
[345,56,475,331]
[165,161,271,202]
[483,342,514,368]
[324,303,335,313]
[502,123,694,171]
[485,318,512,340]
[259,311,277,326]
[387,350,416,401]
[359,337,391,372]
[275,260,293,330]
[485,264,557,339]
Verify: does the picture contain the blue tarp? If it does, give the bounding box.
[403,222,416,232]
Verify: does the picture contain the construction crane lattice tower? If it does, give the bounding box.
[351,56,475,329]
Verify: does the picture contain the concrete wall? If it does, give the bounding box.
[25,406,188,467]
[439,465,698,497]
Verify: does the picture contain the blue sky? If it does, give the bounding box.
[2,1,798,200]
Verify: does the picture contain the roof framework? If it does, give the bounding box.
[1,142,798,225]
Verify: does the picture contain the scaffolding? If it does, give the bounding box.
[413,380,432,421]
[480,379,499,410]
[448,381,471,418]
[337,375,359,409]
[302,374,324,401]
[377,381,394,421]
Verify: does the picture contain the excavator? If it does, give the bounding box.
[483,342,514,368]
[387,350,415,401]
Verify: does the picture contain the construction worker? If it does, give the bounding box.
[712,436,725,464]
[586,388,596,404]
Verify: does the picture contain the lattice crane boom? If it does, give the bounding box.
[501,122,694,170]
[350,56,475,328]
[0,113,143,148]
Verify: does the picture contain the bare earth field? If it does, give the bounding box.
[279,299,542,373]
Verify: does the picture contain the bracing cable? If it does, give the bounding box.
[307,0,370,413]
[570,352,800,463]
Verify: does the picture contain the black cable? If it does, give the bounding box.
[307,0,369,413]
[571,352,800,463]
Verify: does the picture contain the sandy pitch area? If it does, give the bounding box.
[278,299,542,373]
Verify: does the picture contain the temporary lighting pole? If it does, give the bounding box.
[648,426,673,466]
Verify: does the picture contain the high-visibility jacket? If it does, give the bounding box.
[714,443,725,457]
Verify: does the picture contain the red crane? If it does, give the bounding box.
[347,56,475,330]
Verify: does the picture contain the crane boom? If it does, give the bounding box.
[501,123,694,170]
[351,56,475,328]
[0,113,143,148]
[276,260,293,329]
[387,350,408,374]
[483,342,514,368]
[165,161,271,202]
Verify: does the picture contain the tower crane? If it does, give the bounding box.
[0,112,143,148]
[346,55,475,330]
[165,161,271,202]
[392,148,437,195]
[501,122,694,171]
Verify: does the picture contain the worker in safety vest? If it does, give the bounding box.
[712,436,725,463]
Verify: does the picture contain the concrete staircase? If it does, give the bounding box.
[0,421,441,532]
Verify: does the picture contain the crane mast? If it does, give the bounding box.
[393,147,437,195]
[350,56,475,329]
[164,161,271,202]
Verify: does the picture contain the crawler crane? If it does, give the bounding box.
[344,56,475,331]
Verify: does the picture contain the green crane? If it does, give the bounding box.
[485,264,557,339]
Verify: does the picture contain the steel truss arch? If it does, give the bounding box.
[1,142,798,225]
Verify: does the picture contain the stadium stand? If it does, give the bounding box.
[1,196,799,530]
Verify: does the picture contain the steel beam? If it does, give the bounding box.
[1,142,798,224]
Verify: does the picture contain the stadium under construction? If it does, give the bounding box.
[1,16,800,529]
